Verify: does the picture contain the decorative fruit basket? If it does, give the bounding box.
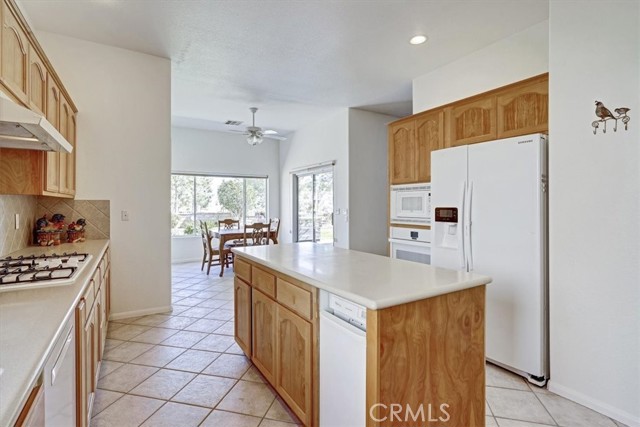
[67,219,87,243]
[34,214,67,246]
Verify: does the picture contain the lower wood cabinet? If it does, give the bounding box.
[76,249,110,427]
[234,258,317,426]
[251,288,276,384]
[276,304,312,426]
[234,277,252,356]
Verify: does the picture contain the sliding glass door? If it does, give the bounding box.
[294,169,333,243]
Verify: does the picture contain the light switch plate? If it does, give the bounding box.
[121,210,129,221]
[14,213,19,230]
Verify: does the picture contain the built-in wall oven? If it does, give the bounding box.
[389,226,431,265]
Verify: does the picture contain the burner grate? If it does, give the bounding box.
[0,252,88,286]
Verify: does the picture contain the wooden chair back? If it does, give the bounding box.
[243,220,272,246]
[218,218,240,230]
[269,218,281,242]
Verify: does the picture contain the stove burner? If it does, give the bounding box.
[0,252,89,286]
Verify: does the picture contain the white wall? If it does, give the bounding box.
[37,32,172,318]
[348,109,396,256]
[413,21,549,113]
[171,126,280,263]
[548,2,640,425]
[279,109,349,247]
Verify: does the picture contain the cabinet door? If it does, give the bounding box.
[276,305,312,426]
[389,121,417,184]
[448,97,497,147]
[28,47,47,116]
[93,291,102,386]
[105,267,111,321]
[59,97,70,194]
[84,305,96,426]
[252,288,276,384]
[44,76,61,194]
[234,277,252,356]
[75,298,89,427]
[1,3,28,103]
[415,110,444,182]
[497,79,548,138]
[65,111,76,196]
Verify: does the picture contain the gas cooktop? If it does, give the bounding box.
[0,252,93,293]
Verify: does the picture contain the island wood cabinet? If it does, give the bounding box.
[234,258,317,426]
[388,73,548,185]
[0,0,78,198]
[76,248,111,427]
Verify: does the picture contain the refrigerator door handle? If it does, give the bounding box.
[459,181,467,269]
[466,181,474,271]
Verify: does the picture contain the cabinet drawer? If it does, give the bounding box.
[235,257,252,283]
[252,266,275,298]
[277,279,312,320]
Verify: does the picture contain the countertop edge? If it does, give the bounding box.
[1,240,110,427]
[232,248,491,310]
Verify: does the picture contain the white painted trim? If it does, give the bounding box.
[109,305,173,321]
[171,258,201,264]
[548,380,640,427]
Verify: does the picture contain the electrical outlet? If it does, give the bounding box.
[14,213,19,230]
[121,210,129,221]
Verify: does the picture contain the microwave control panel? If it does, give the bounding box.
[434,207,458,223]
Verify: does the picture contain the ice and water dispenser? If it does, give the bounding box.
[434,207,459,249]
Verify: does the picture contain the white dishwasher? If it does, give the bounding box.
[319,291,367,427]
[44,315,76,426]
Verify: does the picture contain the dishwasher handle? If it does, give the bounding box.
[320,310,366,337]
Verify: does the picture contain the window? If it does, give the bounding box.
[292,165,334,243]
[171,174,268,236]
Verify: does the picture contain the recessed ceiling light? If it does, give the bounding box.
[409,35,428,45]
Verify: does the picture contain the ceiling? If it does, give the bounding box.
[19,0,548,136]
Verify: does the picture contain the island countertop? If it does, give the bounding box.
[232,242,491,310]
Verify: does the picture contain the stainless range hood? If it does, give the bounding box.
[0,92,72,153]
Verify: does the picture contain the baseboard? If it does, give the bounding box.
[171,258,201,264]
[109,305,173,321]
[548,380,640,427]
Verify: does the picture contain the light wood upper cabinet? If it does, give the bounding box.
[234,277,252,356]
[415,110,444,182]
[497,78,548,138]
[252,288,277,384]
[28,48,46,116]
[44,76,61,194]
[388,121,417,184]
[448,96,497,147]
[1,1,28,103]
[65,111,77,196]
[276,305,312,426]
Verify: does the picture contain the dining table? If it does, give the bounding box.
[213,228,279,276]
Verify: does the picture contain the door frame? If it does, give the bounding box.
[291,161,335,243]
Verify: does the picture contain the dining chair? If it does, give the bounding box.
[242,220,273,246]
[201,222,231,276]
[269,218,280,244]
[218,218,240,231]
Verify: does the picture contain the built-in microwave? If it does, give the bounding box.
[390,183,431,225]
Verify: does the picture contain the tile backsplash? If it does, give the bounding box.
[37,197,110,241]
[0,195,38,256]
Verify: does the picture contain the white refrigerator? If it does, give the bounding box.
[431,133,548,385]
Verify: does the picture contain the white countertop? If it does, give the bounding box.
[0,240,109,427]
[232,243,491,310]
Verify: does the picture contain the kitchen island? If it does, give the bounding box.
[232,242,491,427]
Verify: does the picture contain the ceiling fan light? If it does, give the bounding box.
[247,134,263,146]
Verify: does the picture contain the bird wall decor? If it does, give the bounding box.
[592,100,630,134]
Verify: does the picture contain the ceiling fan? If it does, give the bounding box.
[233,107,287,146]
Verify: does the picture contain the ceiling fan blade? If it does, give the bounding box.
[265,134,287,141]
[263,129,278,135]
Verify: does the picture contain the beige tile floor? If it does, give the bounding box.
[93,261,628,427]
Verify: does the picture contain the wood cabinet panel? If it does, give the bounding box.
[448,97,497,147]
[497,79,548,138]
[252,266,275,298]
[415,110,444,182]
[388,121,417,184]
[43,76,61,193]
[28,47,46,116]
[65,112,76,196]
[276,305,312,426]
[277,278,312,321]
[1,1,28,103]
[234,277,252,356]
[15,383,44,427]
[252,288,277,384]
